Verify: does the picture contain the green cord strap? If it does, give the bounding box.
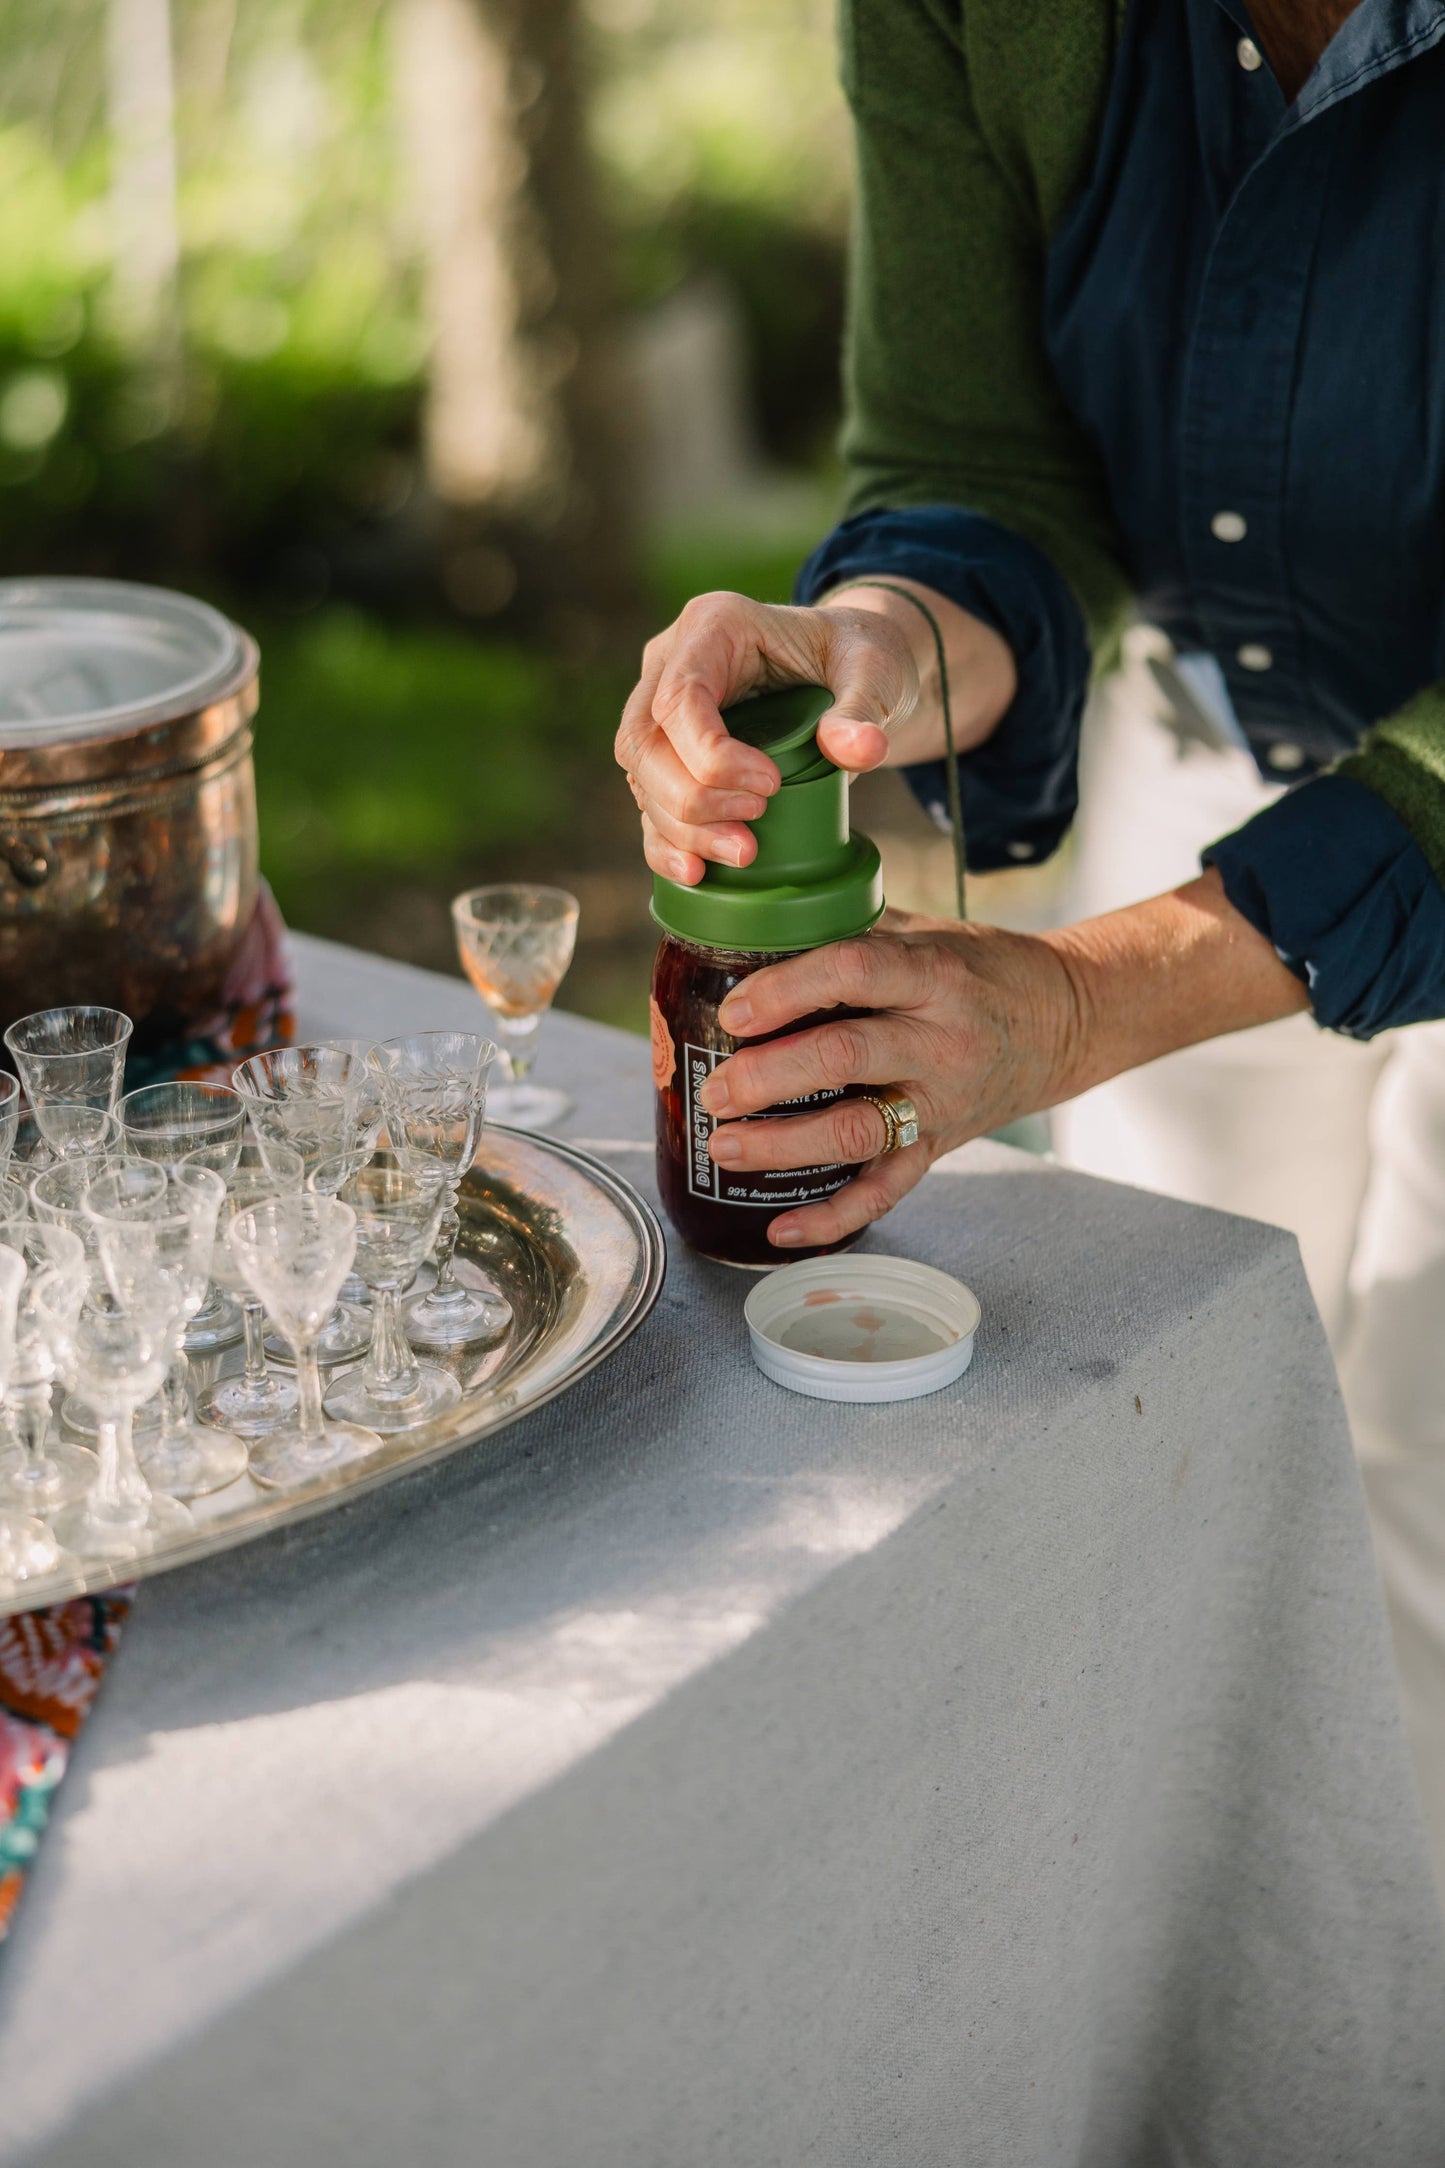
[830,579,967,923]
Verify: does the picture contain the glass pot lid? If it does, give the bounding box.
[0,578,246,749]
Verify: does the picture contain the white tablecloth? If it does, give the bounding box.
[2,933,1442,2166]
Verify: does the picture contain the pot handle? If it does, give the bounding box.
[0,833,50,887]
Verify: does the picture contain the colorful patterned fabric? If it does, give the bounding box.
[0,1590,135,1941]
[124,877,297,1088]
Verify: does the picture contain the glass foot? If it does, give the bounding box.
[402,1280,512,1349]
[198,1368,300,1441]
[266,1300,372,1368]
[138,1423,249,1500]
[485,1081,572,1131]
[53,1490,192,1562]
[185,1291,244,1353]
[0,1511,62,1584]
[0,1442,96,1512]
[324,1361,461,1435]
[62,1390,162,1443]
[248,1419,384,1492]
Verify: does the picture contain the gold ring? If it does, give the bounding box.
[857,1087,920,1157]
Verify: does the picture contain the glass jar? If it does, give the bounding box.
[652,930,866,1268]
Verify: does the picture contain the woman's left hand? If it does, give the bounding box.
[698,908,1084,1250]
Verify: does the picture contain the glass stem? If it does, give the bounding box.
[10,1382,52,1488]
[294,1341,328,1455]
[92,1409,148,1525]
[363,1286,417,1397]
[241,1298,269,1387]
[432,1184,463,1300]
[161,1322,191,1440]
[500,1018,540,1085]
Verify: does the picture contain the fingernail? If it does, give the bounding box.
[719,992,752,1030]
[709,1127,743,1165]
[770,1219,806,1247]
[724,797,767,821]
[727,840,750,867]
[698,1072,731,1114]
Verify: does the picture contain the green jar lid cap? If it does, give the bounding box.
[727,683,837,781]
[651,681,884,954]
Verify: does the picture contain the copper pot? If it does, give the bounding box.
[0,580,261,1053]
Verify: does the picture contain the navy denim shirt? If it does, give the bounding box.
[798,0,1445,1038]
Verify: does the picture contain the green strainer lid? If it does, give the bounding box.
[651,684,884,954]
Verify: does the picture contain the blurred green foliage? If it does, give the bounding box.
[254,607,626,925]
[0,0,847,585]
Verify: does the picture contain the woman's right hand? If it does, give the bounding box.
[614,591,924,887]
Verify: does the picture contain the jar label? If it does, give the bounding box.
[683,1042,852,1209]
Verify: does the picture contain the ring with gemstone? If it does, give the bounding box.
[857,1087,920,1157]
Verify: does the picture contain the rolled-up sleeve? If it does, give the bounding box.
[1203,773,1445,1038]
[795,503,1091,871]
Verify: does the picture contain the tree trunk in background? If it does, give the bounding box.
[105,0,183,398]
[393,0,638,637]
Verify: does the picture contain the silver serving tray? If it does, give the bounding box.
[0,1128,665,1616]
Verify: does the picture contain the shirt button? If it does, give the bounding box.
[1211,510,1248,542]
[1266,742,1306,773]
[1237,642,1273,671]
[1236,35,1264,70]
[1006,841,1034,862]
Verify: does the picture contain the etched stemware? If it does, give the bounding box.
[45,1281,187,1561]
[85,1160,248,1500]
[4,1008,132,1174]
[229,1193,382,1491]
[0,1226,94,1524]
[118,1081,247,1351]
[0,1072,20,1180]
[0,1243,51,1584]
[29,1155,155,1441]
[186,1138,305,1440]
[230,1047,375,1364]
[28,1104,121,1161]
[452,885,579,1130]
[367,1032,511,1348]
[314,1150,460,1435]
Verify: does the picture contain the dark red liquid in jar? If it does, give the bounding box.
[651,931,866,1267]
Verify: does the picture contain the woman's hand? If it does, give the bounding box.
[698,872,1311,1251]
[614,584,1017,887]
[699,909,1084,1249]
[615,593,921,887]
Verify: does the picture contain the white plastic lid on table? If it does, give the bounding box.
[0,577,245,748]
[744,1253,981,1402]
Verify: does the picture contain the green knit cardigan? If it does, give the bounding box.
[839,0,1445,882]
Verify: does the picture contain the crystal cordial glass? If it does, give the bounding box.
[118,1081,247,1353]
[0,1072,20,1182]
[27,1103,122,1161]
[44,1282,189,1562]
[4,1008,133,1130]
[85,1160,247,1501]
[0,1226,94,1533]
[229,1193,382,1491]
[0,1242,49,1586]
[186,1138,305,1441]
[303,1042,383,1309]
[452,885,579,1131]
[314,1149,460,1435]
[231,1048,376,1365]
[367,1032,511,1348]
[29,1155,157,1443]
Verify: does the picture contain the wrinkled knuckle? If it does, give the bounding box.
[680,589,738,631]
[676,783,713,826]
[830,938,881,1001]
[835,1102,885,1162]
[816,1021,868,1084]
